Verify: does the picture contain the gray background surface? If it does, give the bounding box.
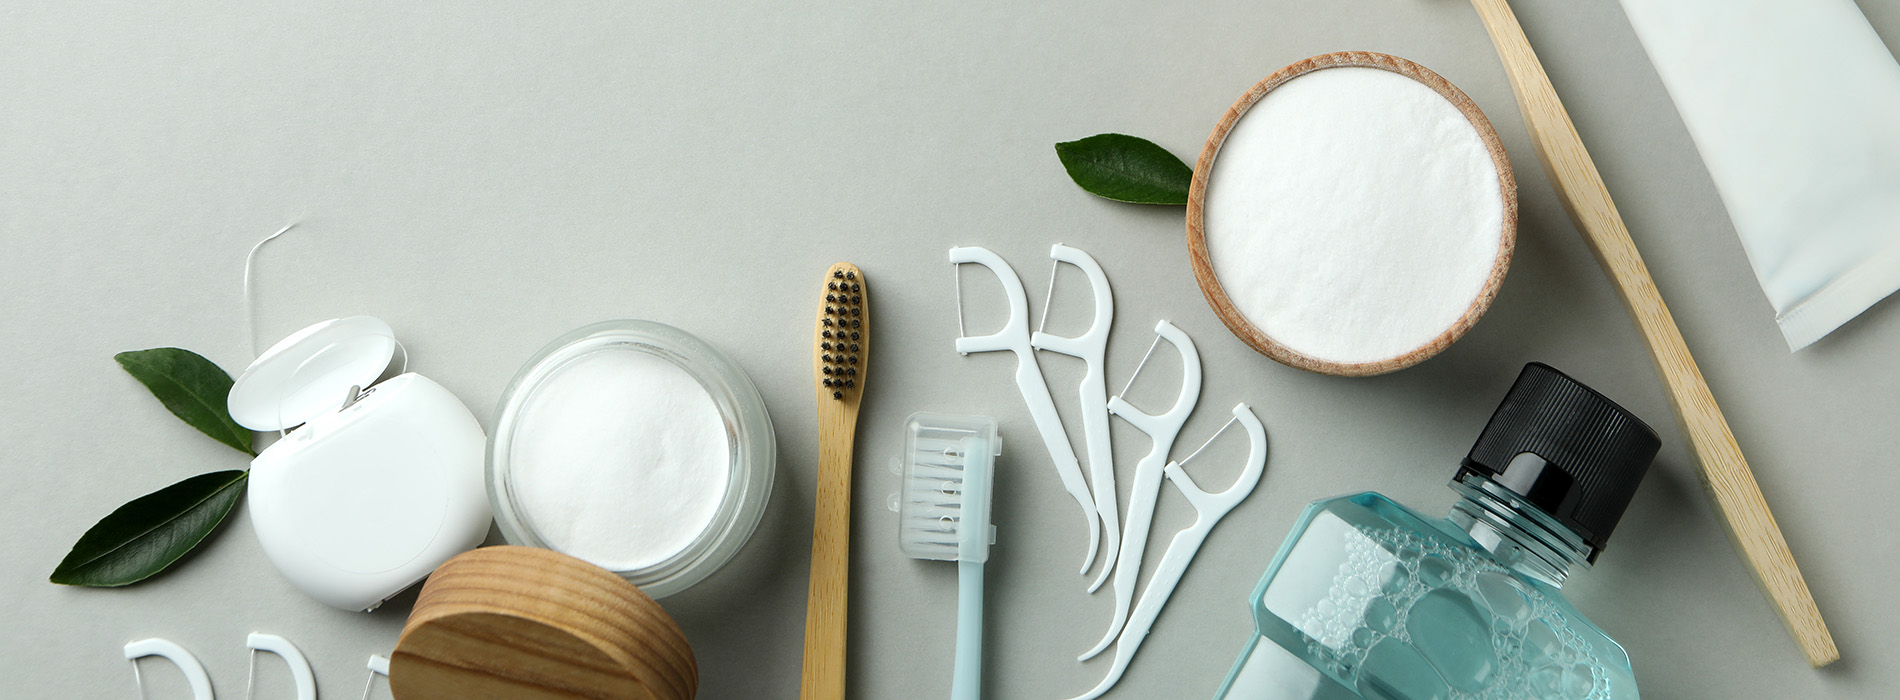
[4,1,1897,698]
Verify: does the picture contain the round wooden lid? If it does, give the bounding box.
[1185,51,1517,377]
[390,546,698,700]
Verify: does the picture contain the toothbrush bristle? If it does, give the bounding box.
[899,456,967,560]
[821,267,866,401]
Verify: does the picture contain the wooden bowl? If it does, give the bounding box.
[1185,51,1517,376]
[390,546,698,700]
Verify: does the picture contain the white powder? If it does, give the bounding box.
[1205,66,1504,365]
[511,349,731,572]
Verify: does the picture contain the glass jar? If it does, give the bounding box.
[488,320,775,598]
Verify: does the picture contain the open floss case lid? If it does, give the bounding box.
[230,316,399,432]
[231,316,492,612]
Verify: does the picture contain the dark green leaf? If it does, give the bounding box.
[116,348,253,455]
[1055,133,1194,205]
[50,470,248,587]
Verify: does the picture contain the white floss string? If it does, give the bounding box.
[244,223,299,359]
[241,222,407,411]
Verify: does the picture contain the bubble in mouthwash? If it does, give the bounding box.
[1294,527,1612,700]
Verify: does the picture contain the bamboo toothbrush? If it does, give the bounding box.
[802,263,870,700]
[1468,0,1837,667]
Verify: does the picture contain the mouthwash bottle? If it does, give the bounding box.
[1215,363,1659,700]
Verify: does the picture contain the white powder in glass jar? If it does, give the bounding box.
[1205,66,1504,365]
[510,349,731,572]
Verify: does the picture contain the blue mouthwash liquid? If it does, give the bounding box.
[1216,363,1659,700]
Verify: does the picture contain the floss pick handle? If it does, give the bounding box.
[950,246,1100,575]
[1029,243,1121,593]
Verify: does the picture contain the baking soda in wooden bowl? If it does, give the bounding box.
[1187,52,1516,376]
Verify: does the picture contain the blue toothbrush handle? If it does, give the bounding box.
[951,559,985,700]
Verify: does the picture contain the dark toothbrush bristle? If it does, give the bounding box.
[822,267,863,401]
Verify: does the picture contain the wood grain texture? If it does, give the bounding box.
[390,546,699,700]
[1185,50,1518,377]
[802,262,868,700]
[1468,0,1838,668]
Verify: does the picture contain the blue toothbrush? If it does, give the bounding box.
[897,413,1000,700]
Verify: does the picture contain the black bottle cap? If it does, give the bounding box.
[1455,362,1661,558]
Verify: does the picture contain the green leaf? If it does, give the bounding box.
[116,348,253,455]
[50,470,249,587]
[1055,133,1194,205]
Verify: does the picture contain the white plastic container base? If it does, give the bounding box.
[232,316,491,612]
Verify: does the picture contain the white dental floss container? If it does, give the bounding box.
[229,316,491,611]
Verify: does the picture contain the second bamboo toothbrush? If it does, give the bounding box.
[1468,0,1837,667]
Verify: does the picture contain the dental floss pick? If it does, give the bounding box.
[125,638,214,700]
[1083,320,1201,661]
[1028,244,1121,593]
[1067,404,1268,700]
[244,634,316,700]
[949,246,1101,575]
[360,655,390,700]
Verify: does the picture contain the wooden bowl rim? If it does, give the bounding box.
[1185,50,1518,377]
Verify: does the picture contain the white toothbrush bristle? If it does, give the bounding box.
[896,417,996,564]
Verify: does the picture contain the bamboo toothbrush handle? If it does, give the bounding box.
[1468,0,1837,668]
[803,263,870,700]
[801,417,855,700]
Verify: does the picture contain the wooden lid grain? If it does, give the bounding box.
[1185,51,1518,377]
[390,546,698,700]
